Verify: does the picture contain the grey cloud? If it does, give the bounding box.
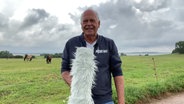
[69,13,81,25]
[1,0,184,53]
[172,0,184,7]
[0,13,9,31]
[134,0,170,12]
[0,7,77,53]
[174,8,184,22]
[68,0,183,52]
[1,0,19,17]
[20,9,49,29]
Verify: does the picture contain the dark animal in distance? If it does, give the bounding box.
[24,54,33,61]
[46,55,52,64]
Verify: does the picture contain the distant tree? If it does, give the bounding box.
[0,50,13,58]
[120,53,126,56]
[145,53,149,56]
[53,53,62,58]
[41,53,62,58]
[13,55,23,58]
[172,41,184,54]
[40,54,48,57]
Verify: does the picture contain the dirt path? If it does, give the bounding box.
[148,92,184,104]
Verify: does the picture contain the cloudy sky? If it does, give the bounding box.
[0,0,184,54]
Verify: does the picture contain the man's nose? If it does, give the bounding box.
[86,20,92,25]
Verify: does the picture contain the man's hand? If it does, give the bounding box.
[61,71,72,87]
[114,76,125,104]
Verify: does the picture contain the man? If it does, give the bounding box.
[61,8,125,104]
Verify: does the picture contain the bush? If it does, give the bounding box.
[172,41,184,54]
[0,50,13,58]
[145,54,149,56]
[13,55,23,58]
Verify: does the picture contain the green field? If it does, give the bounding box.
[0,54,184,104]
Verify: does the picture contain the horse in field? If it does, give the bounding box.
[46,55,52,64]
[24,54,33,61]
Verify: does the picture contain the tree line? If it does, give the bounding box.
[0,51,62,58]
[40,53,62,58]
[172,41,184,54]
[0,51,21,58]
[0,41,183,58]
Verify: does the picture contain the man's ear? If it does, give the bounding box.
[98,21,100,28]
[81,22,83,30]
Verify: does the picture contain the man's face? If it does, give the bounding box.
[81,10,100,37]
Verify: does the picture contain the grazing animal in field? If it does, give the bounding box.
[24,54,33,61]
[68,47,97,104]
[46,55,52,64]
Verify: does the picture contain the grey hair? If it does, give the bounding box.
[80,8,100,23]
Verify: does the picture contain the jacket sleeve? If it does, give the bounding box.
[61,41,71,73]
[109,40,123,77]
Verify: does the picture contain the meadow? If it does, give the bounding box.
[0,54,184,104]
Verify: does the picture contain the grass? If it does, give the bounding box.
[0,57,69,104]
[0,54,184,104]
[119,54,184,104]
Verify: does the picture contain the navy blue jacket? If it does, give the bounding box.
[61,33,123,104]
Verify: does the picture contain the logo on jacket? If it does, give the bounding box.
[95,49,108,54]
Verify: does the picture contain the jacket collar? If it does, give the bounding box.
[79,33,100,47]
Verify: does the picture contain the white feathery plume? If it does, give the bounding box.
[68,47,97,104]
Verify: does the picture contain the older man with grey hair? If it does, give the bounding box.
[61,8,125,104]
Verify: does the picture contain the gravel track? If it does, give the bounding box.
[148,92,184,104]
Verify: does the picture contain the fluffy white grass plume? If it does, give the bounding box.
[68,47,97,104]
